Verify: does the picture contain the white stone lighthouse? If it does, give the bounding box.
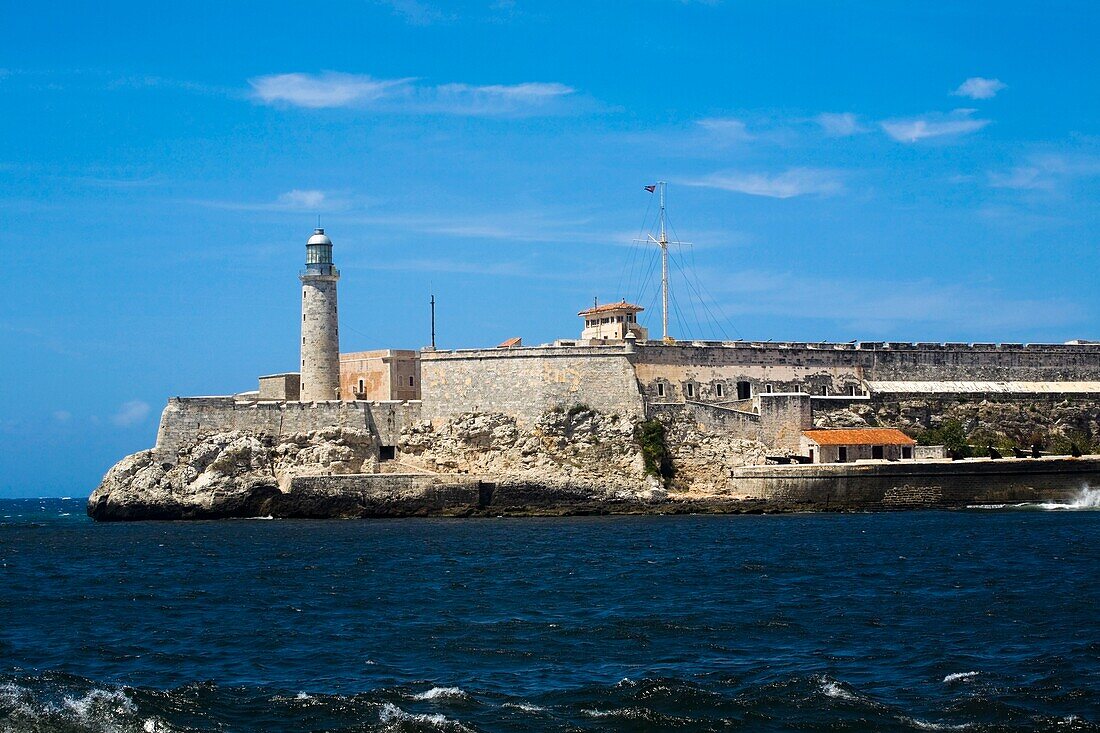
[299,228,341,401]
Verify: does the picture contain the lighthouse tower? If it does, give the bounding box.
[299,228,341,401]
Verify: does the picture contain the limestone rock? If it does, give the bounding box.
[88,428,374,520]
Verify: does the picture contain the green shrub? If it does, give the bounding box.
[635,419,674,486]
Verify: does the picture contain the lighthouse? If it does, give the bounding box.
[299,228,341,401]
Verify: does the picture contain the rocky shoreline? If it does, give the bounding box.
[87,406,1097,522]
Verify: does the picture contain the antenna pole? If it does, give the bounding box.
[658,181,671,343]
[430,293,436,349]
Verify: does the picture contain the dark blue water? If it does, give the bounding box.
[2,498,1098,732]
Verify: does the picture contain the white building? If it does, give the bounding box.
[578,301,648,342]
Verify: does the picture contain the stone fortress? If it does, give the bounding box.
[88,227,1100,519]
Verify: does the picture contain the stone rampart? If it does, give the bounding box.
[420,346,645,427]
[631,342,1100,401]
[731,456,1100,509]
[153,397,421,463]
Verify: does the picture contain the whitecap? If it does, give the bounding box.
[818,677,859,702]
[62,687,137,720]
[582,708,614,718]
[501,701,546,713]
[901,715,972,730]
[412,686,468,701]
[943,671,979,683]
[379,702,472,731]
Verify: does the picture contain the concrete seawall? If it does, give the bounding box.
[731,456,1100,510]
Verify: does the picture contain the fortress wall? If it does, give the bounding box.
[153,397,421,462]
[730,457,1100,508]
[633,343,868,400]
[631,342,1100,400]
[420,346,645,427]
[647,394,811,452]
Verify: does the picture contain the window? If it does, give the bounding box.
[872,445,884,460]
[822,385,830,396]
[657,383,665,397]
[902,446,913,459]
[766,384,773,393]
[838,447,848,463]
[302,337,306,345]
[686,383,695,398]
[850,385,859,396]
[809,449,815,463]
[715,383,724,398]
[379,446,396,461]
[737,381,751,400]
[357,378,364,394]
[409,376,415,387]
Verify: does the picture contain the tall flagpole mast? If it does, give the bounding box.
[658,181,670,343]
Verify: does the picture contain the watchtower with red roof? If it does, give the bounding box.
[578,300,648,342]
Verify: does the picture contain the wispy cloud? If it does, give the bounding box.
[683,168,845,198]
[988,154,1100,191]
[375,0,451,25]
[194,189,349,212]
[815,112,866,137]
[249,72,411,108]
[112,400,150,427]
[53,410,71,423]
[248,72,576,116]
[952,76,1007,100]
[880,109,990,143]
[696,118,753,142]
[712,270,1082,334]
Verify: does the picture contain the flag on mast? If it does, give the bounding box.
[644,184,656,193]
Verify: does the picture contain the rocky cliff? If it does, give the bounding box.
[87,406,772,520]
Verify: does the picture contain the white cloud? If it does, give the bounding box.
[696,118,753,141]
[711,270,1082,334]
[429,82,575,115]
[376,0,450,25]
[249,72,410,108]
[684,168,845,198]
[815,112,865,137]
[193,189,350,212]
[880,109,990,143]
[277,189,327,209]
[248,72,575,116]
[988,154,1100,190]
[952,77,1007,100]
[112,400,150,427]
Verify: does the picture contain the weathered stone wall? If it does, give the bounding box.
[153,397,421,463]
[632,342,1100,402]
[730,457,1100,508]
[420,346,645,427]
[649,393,810,453]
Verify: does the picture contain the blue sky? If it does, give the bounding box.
[2,1,1098,496]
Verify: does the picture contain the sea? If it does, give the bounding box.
[2,492,1099,732]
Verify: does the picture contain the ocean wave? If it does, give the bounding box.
[969,486,1100,511]
[900,715,973,730]
[0,679,171,733]
[500,701,546,713]
[410,686,469,701]
[943,671,980,683]
[378,702,473,731]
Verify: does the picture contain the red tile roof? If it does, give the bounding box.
[496,337,523,348]
[802,428,916,446]
[578,300,644,317]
